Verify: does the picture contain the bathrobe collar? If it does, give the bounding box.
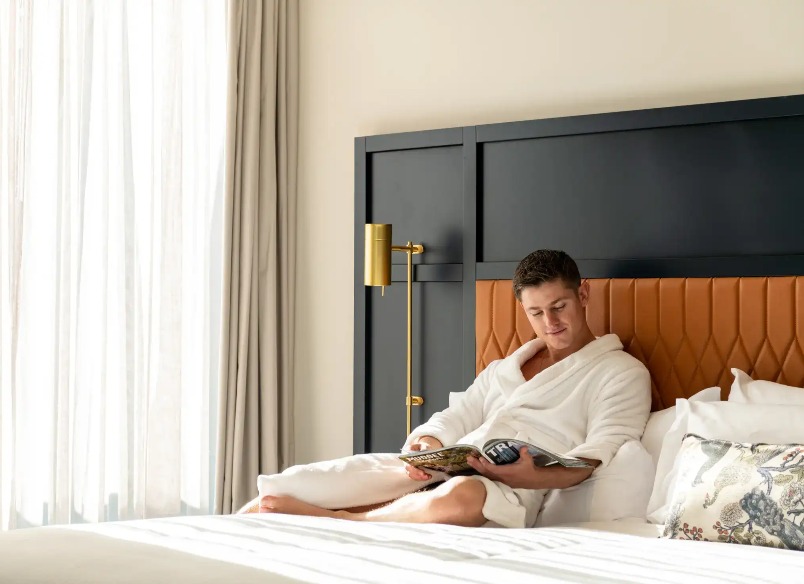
[500,334,624,395]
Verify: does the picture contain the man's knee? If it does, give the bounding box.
[428,477,487,526]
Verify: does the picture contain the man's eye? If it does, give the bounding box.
[532,312,542,317]
[553,304,565,311]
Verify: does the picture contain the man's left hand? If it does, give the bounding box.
[466,446,539,489]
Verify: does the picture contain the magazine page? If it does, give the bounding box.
[398,445,484,476]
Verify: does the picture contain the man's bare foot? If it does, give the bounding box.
[259,495,343,519]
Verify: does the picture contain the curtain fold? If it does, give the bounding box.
[216,0,299,514]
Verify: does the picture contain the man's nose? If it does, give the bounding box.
[544,312,559,327]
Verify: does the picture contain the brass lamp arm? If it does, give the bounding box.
[392,244,424,254]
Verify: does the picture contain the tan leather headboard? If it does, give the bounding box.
[477,278,804,410]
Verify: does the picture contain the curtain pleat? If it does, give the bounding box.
[216,0,298,514]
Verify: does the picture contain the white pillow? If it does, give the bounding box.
[257,452,441,509]
[728,367,804,404]
[644,387,721,524]
[647,399,804,524]
[639,408,676,469]
[535,440,655,527]
[686,400,804,444]
[641,387,721,467]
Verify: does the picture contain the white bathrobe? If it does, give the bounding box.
[405,333,651,528]
[258,334,650,528]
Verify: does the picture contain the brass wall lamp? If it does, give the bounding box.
[364,224,424,436]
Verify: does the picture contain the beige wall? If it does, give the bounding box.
[294,0,804,463]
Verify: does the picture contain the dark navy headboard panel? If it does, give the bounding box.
[355,95,804,454]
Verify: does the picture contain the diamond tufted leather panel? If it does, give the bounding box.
[476,278,804,411]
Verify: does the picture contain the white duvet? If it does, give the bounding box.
[0,514,802,584]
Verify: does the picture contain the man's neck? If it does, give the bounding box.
[544,327,596,364]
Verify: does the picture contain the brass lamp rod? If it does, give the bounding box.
[392,243,424,435]
[363,223,425,438]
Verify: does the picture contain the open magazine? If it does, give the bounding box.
[398,439,592,476]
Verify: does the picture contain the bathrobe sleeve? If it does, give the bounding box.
[564,364,651,467]
[403,360,500,450]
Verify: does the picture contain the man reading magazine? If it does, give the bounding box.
[251,250,651,528]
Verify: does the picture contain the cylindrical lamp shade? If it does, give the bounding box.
[364,224,392,286]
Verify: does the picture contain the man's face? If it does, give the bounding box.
[519,280,589,351]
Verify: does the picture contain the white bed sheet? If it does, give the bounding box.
[0,514,801,583]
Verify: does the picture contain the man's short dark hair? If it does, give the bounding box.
[512,250,581,300]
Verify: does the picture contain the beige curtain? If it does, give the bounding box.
[216,0,299,514]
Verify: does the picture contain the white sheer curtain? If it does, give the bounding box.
[0,0,226,529]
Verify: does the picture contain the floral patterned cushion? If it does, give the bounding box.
[662,433,804,550]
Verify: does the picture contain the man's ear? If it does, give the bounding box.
[578,280,590,308]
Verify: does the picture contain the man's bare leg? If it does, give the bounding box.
[260,476,487,527]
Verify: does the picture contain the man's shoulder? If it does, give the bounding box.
[474,355,507,384]
[586,349,651,404]
[598,343,650,376]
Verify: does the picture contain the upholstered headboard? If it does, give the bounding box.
[477,277,804,410]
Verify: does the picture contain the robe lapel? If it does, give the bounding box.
[502,334,623,411]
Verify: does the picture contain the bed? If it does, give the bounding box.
[1,514,802,583]
[3,95,804,582]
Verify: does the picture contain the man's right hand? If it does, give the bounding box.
[403,436,443,481]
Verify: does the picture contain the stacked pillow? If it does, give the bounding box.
[538,385,724,528]
[663,433,804,549]
[643,387,722,523]
[728,368,804,406]
[650,369,804,551]
[535,439,654,526]
[537,385,724,527]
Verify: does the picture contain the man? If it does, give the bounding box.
[257,250,651,528]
